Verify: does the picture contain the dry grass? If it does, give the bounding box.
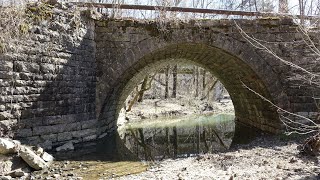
[0,1,54,54]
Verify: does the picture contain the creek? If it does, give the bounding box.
[47,113,235,179]
[118,113,235,161]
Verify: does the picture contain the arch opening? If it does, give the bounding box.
[98,43,282,152]
[117,62,236,160]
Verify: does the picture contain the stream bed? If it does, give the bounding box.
[32,113,235,179]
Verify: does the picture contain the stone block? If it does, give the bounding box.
[0,112,14,120]
[71,128,96,138]
[14,61,39,73]
[16,129,32,137]
[33,122,81,136]
[57,132,72,141]
[40,63,55,74]
[83,135,97,142]
[0,71,13,79]
[41,134,58,142]
[0,61,13,71]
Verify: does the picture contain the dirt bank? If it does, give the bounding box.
[28,135,320,179]
[120,135,320,180]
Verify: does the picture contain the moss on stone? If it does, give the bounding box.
[26,2,54,23]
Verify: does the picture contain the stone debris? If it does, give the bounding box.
[0,138,54,179]
[19,146,48,170]
[0,176,12,180]
[0,138,15,154]
[41,152,54,163]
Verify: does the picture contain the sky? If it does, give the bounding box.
[0,0,318,16]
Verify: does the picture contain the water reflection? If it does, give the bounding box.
[118,113,235,161]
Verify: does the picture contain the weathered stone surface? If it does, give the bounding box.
[41,152,54,163]
[0,61,13,71]
[0,112,14,121]
[13,61,39,73]
[0,5,318,149]
[0,176,12,180]
[19,146,48,170]
[39,140,53,151]
[56,142,74,152]
[0,138,15,154]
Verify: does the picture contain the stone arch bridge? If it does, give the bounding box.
[95,18,319,136]
[1,11,319,148]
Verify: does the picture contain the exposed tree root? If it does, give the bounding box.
[298,133,320,156]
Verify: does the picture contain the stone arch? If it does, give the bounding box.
[97,43,286,136]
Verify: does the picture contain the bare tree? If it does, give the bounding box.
[279,0,288,13]
[165,65,170,99]
[172,65,177,98]
[234,18,320,155]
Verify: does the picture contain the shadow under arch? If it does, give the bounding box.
[98,43,284,141]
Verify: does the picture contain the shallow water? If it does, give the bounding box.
[118,113,235,160]
[48,113,235,179]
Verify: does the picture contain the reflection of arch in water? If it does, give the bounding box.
[98,43,286,136]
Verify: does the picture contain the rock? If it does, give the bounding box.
[52,174,60,178]
[19,146,48,170]
[41,152,54,163]
[8,169,27,178]
[0,176,12,180]
[0,138,15,154]
[45,0,58,5]
[56,142,74,152]
[0,155,31,176]
[12,140,21,147]
[33,147,44,156]
[0,112,13,121]
[0,155,13,174]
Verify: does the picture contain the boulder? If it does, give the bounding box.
[0,138,15,154]
[19,146,48,170]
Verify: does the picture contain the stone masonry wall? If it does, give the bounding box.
[1,6,319,149]
[95,18,320,135]
[0,5,97,149]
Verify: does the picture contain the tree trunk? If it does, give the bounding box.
[201,78,218,101]
[194,67,199,97]
[173,126,178,158]
[165,65,170,99]
[202,69,206,97]
[165,127,170,157]
[172,65,177,98]
[202,127,209,152]
[196,124,200,154]
[279,0,288,13]
[138,77,148,102]
[299,0,305,25]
